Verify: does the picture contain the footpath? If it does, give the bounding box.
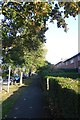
[5,75,50,119]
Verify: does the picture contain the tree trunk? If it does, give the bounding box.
[20,71,23,85]
[8,66,11,93]
[28,68,32,77]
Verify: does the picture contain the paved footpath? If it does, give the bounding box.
[5,75,50,119]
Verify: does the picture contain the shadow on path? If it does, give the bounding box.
[3,75,50,119]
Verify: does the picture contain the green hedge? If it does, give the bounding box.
[52,68,78,73]
[51,73,80,79]
[43,76,79,118]
[38,66,80,79]
[46,76,79,93]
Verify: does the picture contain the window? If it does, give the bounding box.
[70,59,74,63]
[66,62,68,65]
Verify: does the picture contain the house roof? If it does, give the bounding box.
[64,52,80,63]
[55,61,63,66]
[55,52,80,66]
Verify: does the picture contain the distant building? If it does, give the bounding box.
[55,53,80,73]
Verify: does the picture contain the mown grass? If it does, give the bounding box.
[1,76,33,118]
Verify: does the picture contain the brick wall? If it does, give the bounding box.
[55,53,80,73]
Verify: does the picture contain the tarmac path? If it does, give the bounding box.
[5,75,50,119]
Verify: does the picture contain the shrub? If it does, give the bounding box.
[43,76,79,118]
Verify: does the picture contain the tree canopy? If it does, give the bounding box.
[1,1,80,68]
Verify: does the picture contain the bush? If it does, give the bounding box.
[38,65,80,118]
[51,73,80,79]
[42,76,79,118]
[38,65,80,79]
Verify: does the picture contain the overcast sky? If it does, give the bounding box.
[45,15,78,64]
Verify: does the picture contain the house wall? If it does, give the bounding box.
[55,53,80,73]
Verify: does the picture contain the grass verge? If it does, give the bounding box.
[1,76,33,118]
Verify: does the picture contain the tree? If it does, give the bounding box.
[1,1,80,75]
[2,2,49,56]
[24,43,47,72]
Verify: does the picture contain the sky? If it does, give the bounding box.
[45,16,78,64]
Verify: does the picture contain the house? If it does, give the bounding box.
[54,61,64,69]
[55,53,80,73]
